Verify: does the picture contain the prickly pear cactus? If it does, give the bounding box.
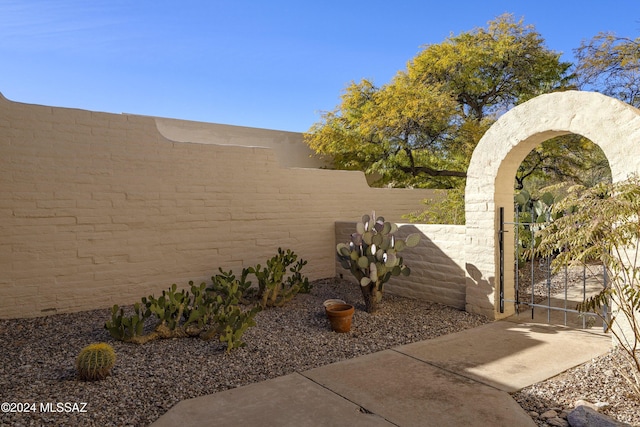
[105,302,150,342]
[337,212,420,313]
[248,248,311,308]
[104,248,306,351]
[514,190,559,266]
[215,305,261,353]
[76,343,116,381]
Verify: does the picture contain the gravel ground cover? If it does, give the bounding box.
[512,262,640,426]
[0,278,487,427]
[516,260,606,307]
[513,348,640,426]
[1,277,638,427]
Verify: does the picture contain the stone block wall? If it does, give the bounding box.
[335,221,466,309]
[0,94,436,318]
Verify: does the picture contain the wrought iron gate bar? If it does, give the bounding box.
[499,207,505,313]
[500,298,599,316]
[499,205,606,328]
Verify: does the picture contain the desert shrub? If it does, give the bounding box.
[535,177,640,393]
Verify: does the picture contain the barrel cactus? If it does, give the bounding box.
[76,343,116,381]
[337,212,420,313]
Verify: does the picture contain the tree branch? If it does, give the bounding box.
[398,166,467,177]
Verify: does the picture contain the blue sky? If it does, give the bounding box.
[1,1,639,132]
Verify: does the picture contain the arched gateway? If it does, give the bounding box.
[464,91,640,319]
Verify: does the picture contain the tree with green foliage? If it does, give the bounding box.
[516,134,611,191]
[407,14,573,121]
[404,187,465,225]
[574,32,640,108]
[305,14,573,191]
[515,29,640,193]
[305,77,460,188]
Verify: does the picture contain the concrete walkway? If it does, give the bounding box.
[151,318,610,427]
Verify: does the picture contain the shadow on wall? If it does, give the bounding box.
[335,222,467,310]
[465,263,496,316]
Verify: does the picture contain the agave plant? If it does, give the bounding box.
[337,212,420,313]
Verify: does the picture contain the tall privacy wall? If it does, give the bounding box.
[335,222,466,309]
[154,117,330,169]
[0,94,437,319]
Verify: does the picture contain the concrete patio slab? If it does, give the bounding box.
[151,372,393,427]
[302,349,536,427]
[151,318,611,427]
[396,320,611,392]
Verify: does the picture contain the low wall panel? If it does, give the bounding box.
[335,221,466,310]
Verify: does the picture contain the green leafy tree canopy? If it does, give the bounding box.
[575,32,640,108]
[305,14,573,190]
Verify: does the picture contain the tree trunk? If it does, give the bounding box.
[361,283,381,314]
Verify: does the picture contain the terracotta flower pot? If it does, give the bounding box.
[323,299,345,308]
[325,303,354,333]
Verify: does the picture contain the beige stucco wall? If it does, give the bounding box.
[465,91,640,320]
[335,222,466,309]
[0,93,437,319]
[155,117,330,169]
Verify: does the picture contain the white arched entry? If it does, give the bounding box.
[464,91,640,319]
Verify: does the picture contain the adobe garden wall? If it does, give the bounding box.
[154,116,330,169]
[335,222,466,309]
[465,90,640,320]
[0,94,436,319]
[5,90,635,323]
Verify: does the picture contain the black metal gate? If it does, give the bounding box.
[499,206,608,328]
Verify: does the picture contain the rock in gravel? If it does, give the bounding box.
[567,406,631,427]
[574,399,609,412]
[547,417,569,427]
